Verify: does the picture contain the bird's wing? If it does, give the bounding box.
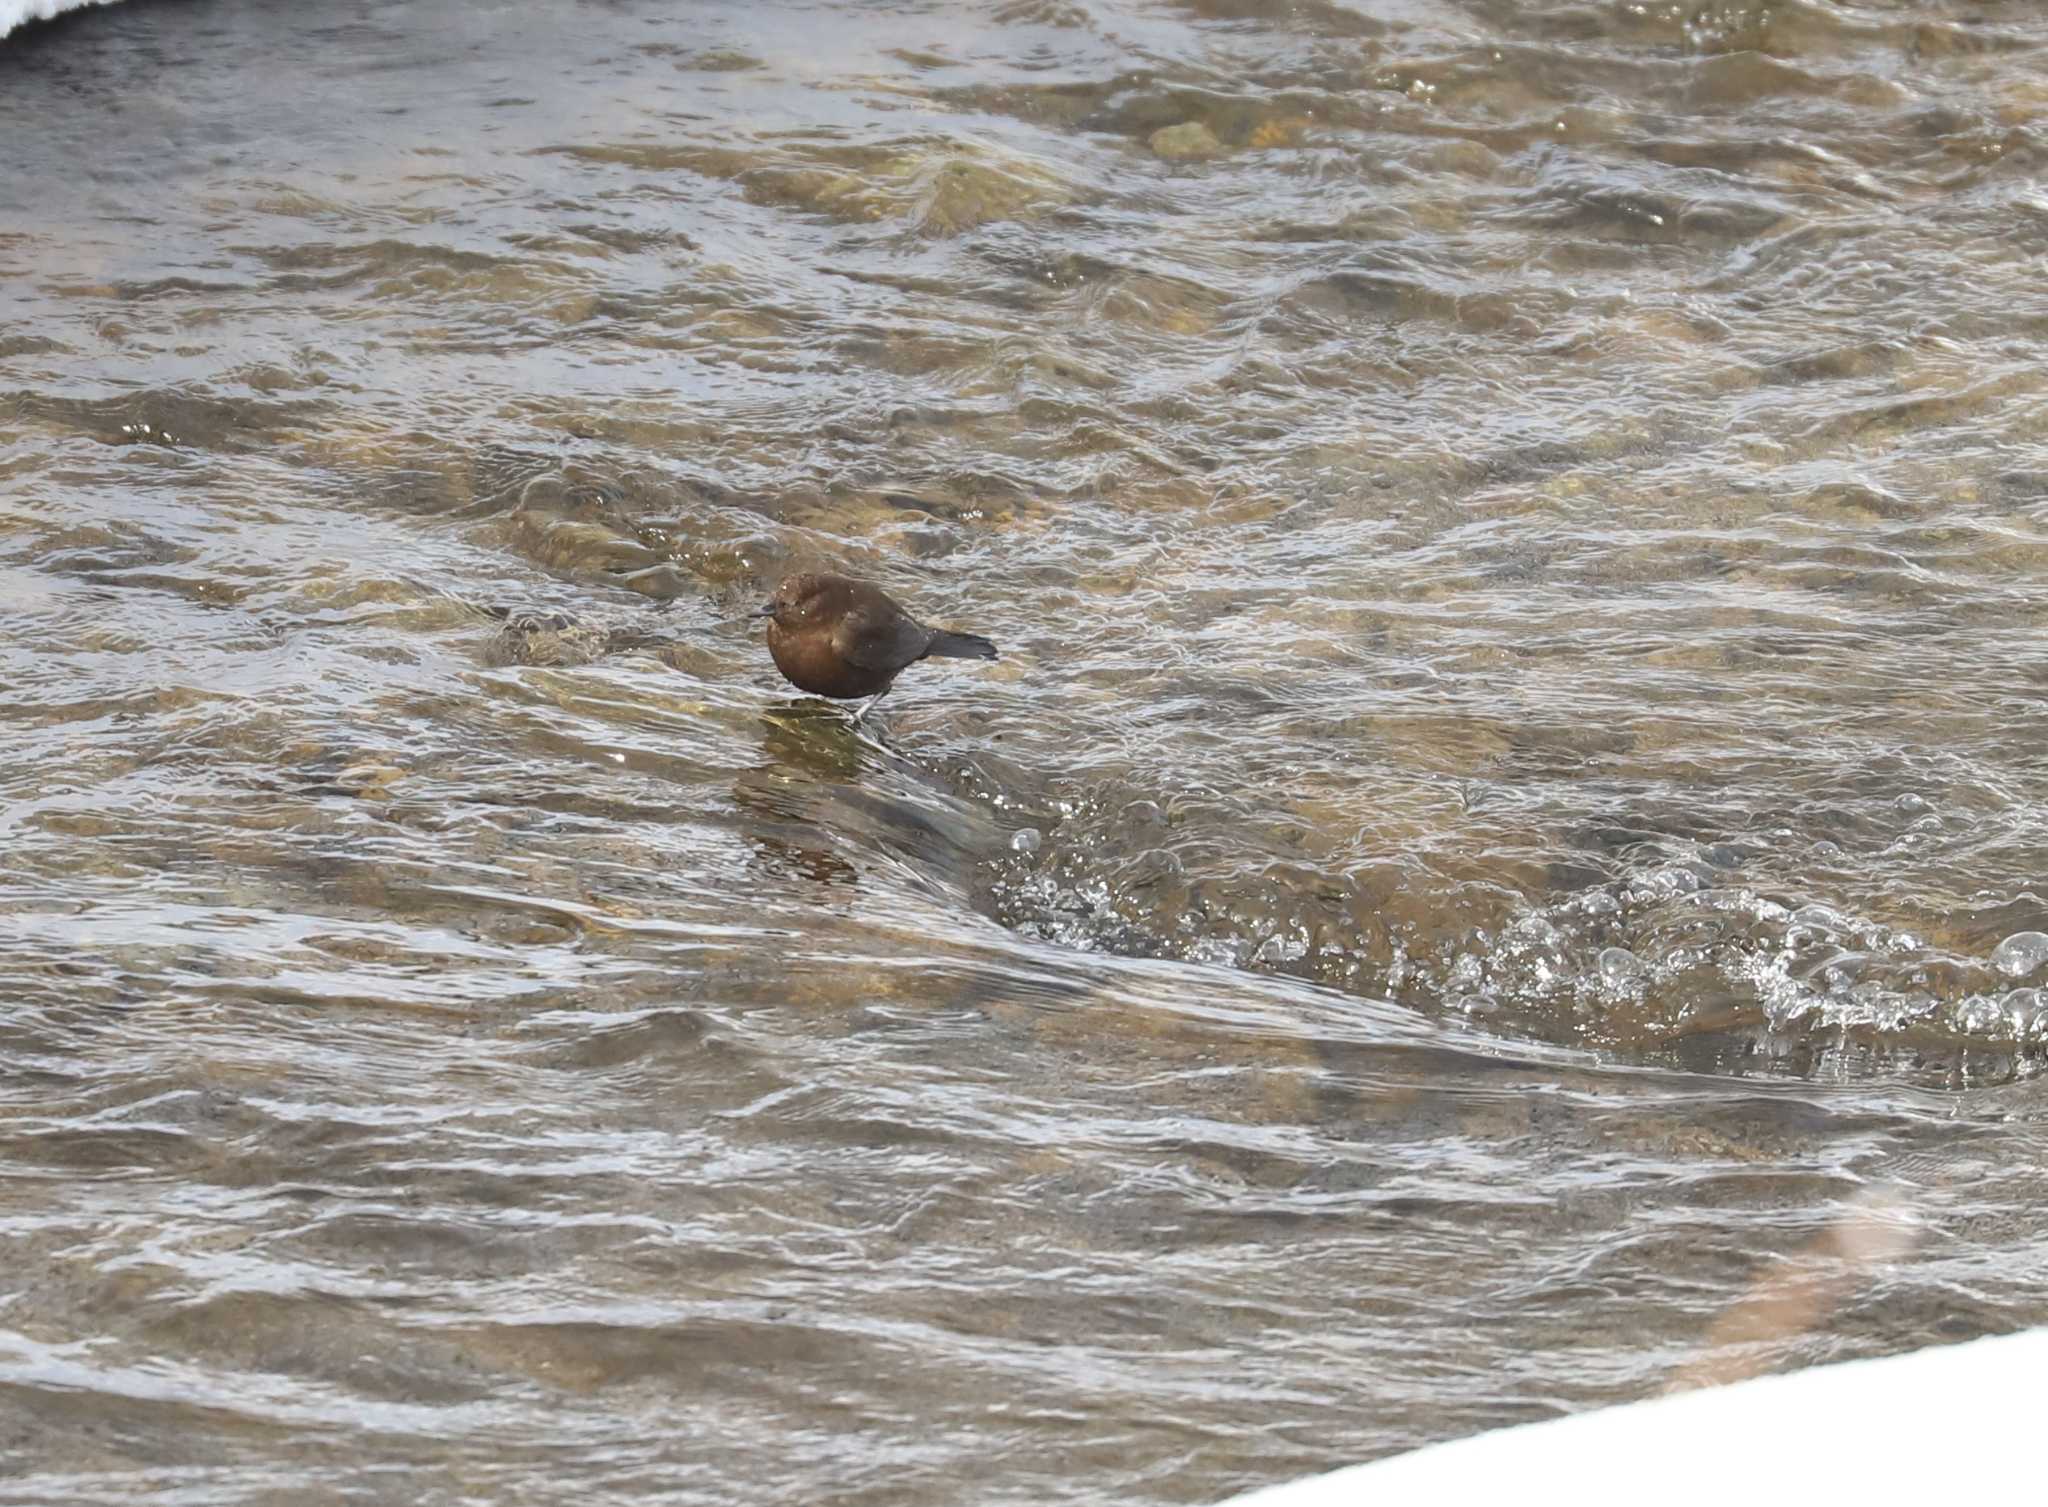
[835,600,930,672]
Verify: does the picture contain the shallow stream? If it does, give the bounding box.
[4,1,2048,1501]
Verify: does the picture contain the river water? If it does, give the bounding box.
[4,0,2048,1501]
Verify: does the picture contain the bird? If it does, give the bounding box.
[752,571,997,721]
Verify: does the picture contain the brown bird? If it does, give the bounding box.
[753,571,997,720]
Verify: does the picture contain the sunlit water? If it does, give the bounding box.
[5,0,2048,1500]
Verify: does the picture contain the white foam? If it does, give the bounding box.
[0,0,127,41]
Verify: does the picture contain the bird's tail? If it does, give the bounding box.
[926,629,997,661]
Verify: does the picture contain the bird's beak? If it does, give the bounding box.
[748,605,776,620]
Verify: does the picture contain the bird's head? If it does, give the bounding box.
[753,572,836,628]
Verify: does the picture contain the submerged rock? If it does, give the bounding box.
[480,608,684,669]
[906,152,1071,235]
[615,138,1074,235]
[480,611,616,668]
[1247,115,1311,150]
[1149,122,1225,161]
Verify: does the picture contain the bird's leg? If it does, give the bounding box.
[849,688,890,726]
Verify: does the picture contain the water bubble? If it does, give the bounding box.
[1597,947,1644,988]
[1120,848,1182,888]
[1507,915,1563,948]
[1894,793,1933,817]
[1634,865,1703,901]
[1253,934,1308,965]
[1187,937,1246,968]
[1009,827,1042,855]
[1991,931,2048,980]
[1790,903,1847,935]
[2003,988,2044,1032]
[1955,994,2005,1035]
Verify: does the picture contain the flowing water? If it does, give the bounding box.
[5,0,2048,1500]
